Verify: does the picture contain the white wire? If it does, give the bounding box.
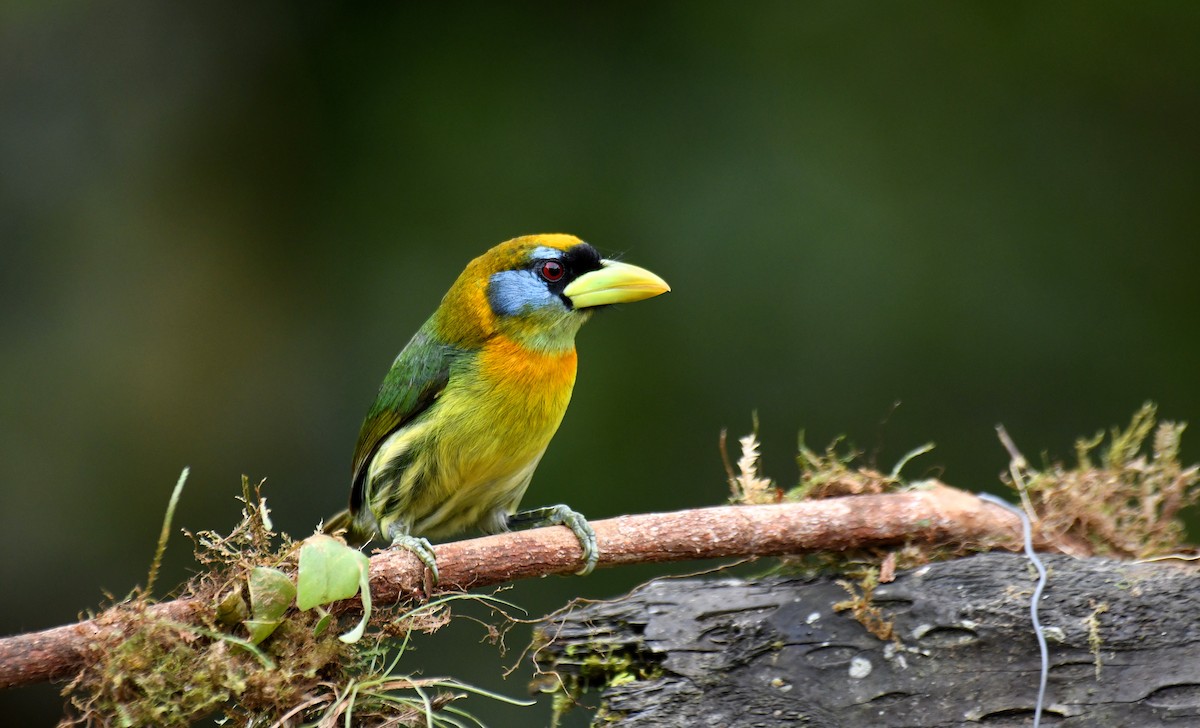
[977,492,1048,728]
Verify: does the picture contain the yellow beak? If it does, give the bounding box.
[563,259,671,309]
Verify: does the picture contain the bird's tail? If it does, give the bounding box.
[323,508,371,547]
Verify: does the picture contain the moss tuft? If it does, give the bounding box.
[1012,403,1199,558]
[60,477,525,727]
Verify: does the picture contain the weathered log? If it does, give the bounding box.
[534,553,1200,727]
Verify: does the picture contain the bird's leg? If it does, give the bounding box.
[507,504,598,575]
[385,523,440,584]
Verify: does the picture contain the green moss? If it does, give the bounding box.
[1015,403,1199,558]
[62,478,524,727]
[85,619,232,726]
[534,637,665,727]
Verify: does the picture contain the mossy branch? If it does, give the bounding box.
[0,486,1025,691]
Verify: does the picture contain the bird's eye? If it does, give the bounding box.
[538,260,565,282]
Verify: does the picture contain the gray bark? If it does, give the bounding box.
[534,553,1200,727]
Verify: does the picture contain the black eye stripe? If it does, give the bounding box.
[561,243,602,273]
[522,243,604,301]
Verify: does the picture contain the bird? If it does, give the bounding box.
[324,234,670,582]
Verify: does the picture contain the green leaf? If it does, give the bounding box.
[338,559,372,644]
[241,566,295,645]
[248,566,296,622]
[243,618,283,645]
[296,534,369,610]
[313,609,332,638]
[215,587,249,626]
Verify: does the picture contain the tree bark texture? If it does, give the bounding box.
[0,489,1024,690]
[534,553,1200,727]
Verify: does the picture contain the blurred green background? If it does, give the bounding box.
[2,2,1198,725]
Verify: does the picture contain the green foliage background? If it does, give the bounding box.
[2,2,1198,724]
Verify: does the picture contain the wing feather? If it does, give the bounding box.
[349,320,456,513]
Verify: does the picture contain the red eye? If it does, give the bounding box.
[539,260,565,282]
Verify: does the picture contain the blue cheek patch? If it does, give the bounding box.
[487,269,562,317]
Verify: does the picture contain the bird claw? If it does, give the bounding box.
[508,504,598,576]
[388,531,440,584]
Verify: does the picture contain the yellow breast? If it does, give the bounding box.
[377,335,578,539]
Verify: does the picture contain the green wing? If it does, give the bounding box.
[349,320,456,514]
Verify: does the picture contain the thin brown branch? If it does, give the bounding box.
[0,485,1025,690]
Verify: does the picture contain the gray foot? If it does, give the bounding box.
[387,528,439,584]
[508,504,598,576]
